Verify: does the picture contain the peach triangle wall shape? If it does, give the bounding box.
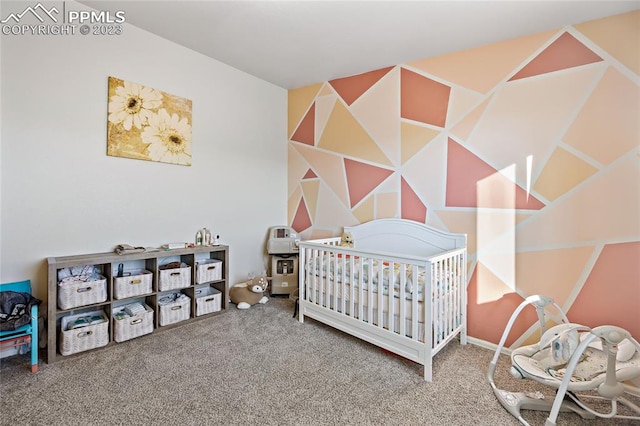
[349,67,401,167]
[288,83,322,138]
[407,29,558,94]
[293,143,350,209]
[400,68,450,127]
[574,10,640,75]
[467,264,539,346]
[401,177,427,222]
[329,66,394,106]
[315,94,337,145]
[292,197,312,233]
[314,183,359,228]
[517,157,639,247]
[567,242,640,339]
[288,188,302,225]
[291,103,315,145]
[401,122,440,165]
[288,145,310,198]
[303,169,317,179]
[318,102,393,166]
[450,97,492,142]
[344,158,394,208]
[509,32,603,81]
[301,180,320,222]
[446,138,545,209]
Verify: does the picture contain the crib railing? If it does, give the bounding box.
[429,248,467,350]
[299,240,466,351]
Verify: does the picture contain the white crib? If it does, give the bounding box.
[297,218,468,382]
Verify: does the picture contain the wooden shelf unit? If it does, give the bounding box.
[46,245,229,364]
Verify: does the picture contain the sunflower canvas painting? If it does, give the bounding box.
[107,76,192,166]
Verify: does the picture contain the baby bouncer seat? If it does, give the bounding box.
[487,295,640,425]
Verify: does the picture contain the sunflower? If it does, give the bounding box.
[142,108,192,166]
[108,81,163,130]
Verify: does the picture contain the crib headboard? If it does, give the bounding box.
[344,219,466,257]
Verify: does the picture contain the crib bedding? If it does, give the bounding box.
[309,290,427,340]
[306,253,456,302]
[307,278,427,321]
[305,254,463,343]
[306,285,461,343]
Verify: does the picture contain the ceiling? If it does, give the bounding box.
[79,1,639,89]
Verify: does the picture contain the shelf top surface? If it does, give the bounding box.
[48,245,229,266]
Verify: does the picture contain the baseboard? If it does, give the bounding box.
[467,336,512,356]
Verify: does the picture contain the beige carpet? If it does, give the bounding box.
[0,298,637,425]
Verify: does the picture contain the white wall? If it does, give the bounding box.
[0,2,287,302]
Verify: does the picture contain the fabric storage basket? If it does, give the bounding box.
[59,310,109,356]
[158,264,191,291]
[58,276,107,310]
[114,270,153,299]
[158,295,191,326]
[195,259,223,284]
[113,303,154,342]
[195,286,221,316]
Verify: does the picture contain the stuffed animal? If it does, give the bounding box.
[229,276,269,309]
[339,232,354,248]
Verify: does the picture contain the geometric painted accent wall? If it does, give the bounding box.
[288,11,640,344]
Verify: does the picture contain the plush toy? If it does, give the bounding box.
[339,232,354,248]
[229,276,269,309]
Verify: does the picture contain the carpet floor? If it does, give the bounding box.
[1,297,638,425]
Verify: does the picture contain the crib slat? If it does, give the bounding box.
[388,261,396,334]
[424,262,429,343]
[326,252,330,307]
[412,264,419,342]
[310,248,317,305]
[440,258,446,344]
[443,258,449,341]
[433,261,438,346]
[377,258,383,329]
[444,258,450,341]
[349,256,358,318]
[455,256,460,332]
[323,251,328,307]
[399,263,406,337]
[358,257,364,321]
[299,247,307,318]
[450,256,455,336]
[447,257,452,331]
[451,255,457,333]
[317,250,322,305]
[363,258,373,324]
[334,252,340,312]
[431,261,436,346]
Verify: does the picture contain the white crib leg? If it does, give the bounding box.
[424,358,432,382]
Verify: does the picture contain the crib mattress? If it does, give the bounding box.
[305,281,461,343]
[306,286,426,339]
[305,279,427,321]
